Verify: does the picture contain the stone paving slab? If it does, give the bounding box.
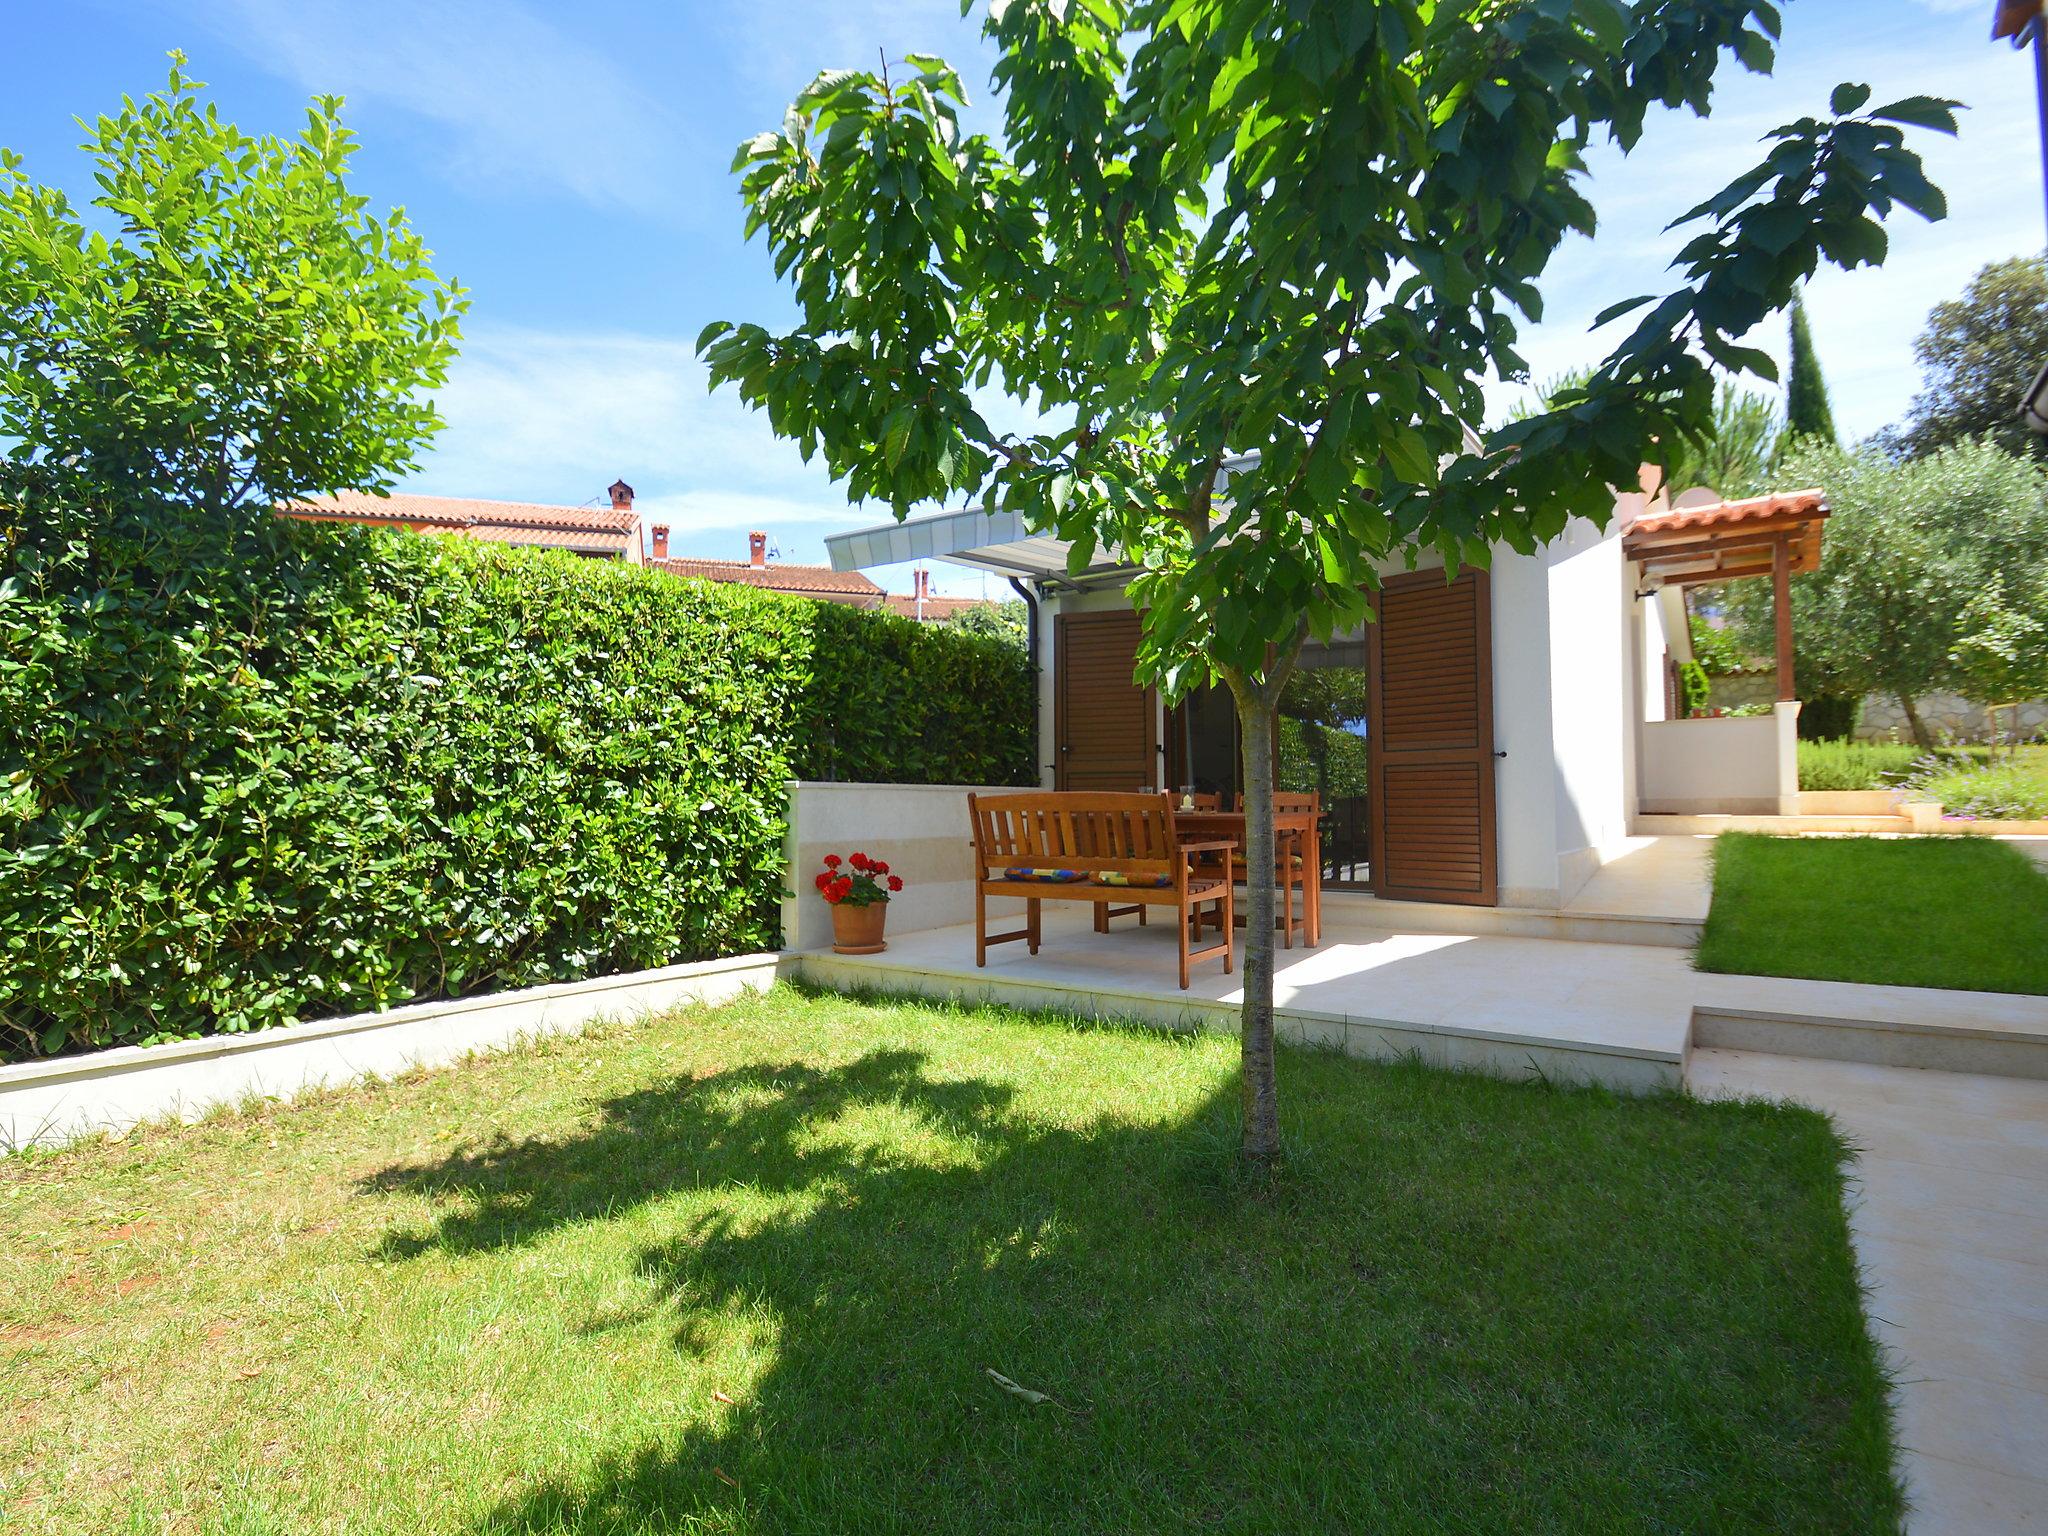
[1690,1048,2048,1536]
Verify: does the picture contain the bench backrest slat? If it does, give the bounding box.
[968,792,1181,878]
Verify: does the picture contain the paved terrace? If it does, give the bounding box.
[794,900,2048,1095]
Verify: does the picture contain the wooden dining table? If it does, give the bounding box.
[1173,809,1323,948]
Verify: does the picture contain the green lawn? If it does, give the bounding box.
[1698,833,2048,996]
[2,987,1898,1534]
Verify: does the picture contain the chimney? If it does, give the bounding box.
[608,478,635,512]
[748,531,767,568]
[650,524,669,560]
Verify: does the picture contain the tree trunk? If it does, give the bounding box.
[1898,693,1932,751]
[1230,682,1281,1170]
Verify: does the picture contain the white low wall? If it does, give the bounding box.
[781,781,1027,953]
[0,953,780,1151]
[1639,703,1799,815]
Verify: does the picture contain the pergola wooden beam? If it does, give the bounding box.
[1622,488,1829,703]
[1772,534,1794,701]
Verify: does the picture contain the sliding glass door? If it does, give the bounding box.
[1167,633,1374,890]
[1279,636,1371,888]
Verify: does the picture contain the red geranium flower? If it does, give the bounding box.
[814,872,831,891]
[849,852,870,871]
[873,860,889,875]
[823,854,841,868]
[887,875,903,892]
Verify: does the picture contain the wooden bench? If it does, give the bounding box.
[966,792,1235,990]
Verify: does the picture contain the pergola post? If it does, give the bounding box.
[1772,535,1795,702]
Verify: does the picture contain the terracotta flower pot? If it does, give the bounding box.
[830,900,888,955]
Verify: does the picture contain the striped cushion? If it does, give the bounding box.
[1003,867,1087,883]
[1093,871,1173,888]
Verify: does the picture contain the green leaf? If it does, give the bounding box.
[1475,80,1515,120]
[1593,294,1656,326]
[1828,82,1872,117]
[1573,0,1628,53]
[1741,201,1806,255]
[1877,155,1948,222]
[1867,95,1961,135]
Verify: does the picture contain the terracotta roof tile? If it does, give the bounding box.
[289,491,639,534]
[1627,488,1827,538]
[1623,487,1829,586]
[466,524,632,552]
[648,557,883,599]
[881,593,991,621]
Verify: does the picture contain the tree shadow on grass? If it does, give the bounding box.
[359,1043,1898,1536]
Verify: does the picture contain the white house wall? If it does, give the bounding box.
[1485,552,1564,908]
[1541,526,1633,906]
[1029,542,1618,911]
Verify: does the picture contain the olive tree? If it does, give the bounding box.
[1725,440,2048,746]
[701,0,1951,1166]
[1950,576,2048,754]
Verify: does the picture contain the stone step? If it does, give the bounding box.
[1691,998,2048,1081]
[1636,812,1915,835]
[1318,892,1700,949]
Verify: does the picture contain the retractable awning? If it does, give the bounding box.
[824,505,1129,583]
[824,456,1276,584]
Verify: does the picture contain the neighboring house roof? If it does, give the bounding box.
[465,524,635,554]
[285,490,640,558]
[881,592,990,622]
[1622,488,1828,587]
[647,556,885,603]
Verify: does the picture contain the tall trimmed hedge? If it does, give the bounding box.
[0,505,1032,1059]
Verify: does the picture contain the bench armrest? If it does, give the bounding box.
[1175,839,1238,854]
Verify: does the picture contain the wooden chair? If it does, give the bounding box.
[1231,791,1319,948]
[967,792,1235,989]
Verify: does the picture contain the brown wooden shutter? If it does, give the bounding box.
[1367,570,1498,905]
[1054,610,1158,790]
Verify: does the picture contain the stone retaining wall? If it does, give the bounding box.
[1705,673,2047,744]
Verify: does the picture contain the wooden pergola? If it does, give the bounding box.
[1621,488,1829,702]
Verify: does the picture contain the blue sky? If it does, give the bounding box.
[1,0,2033,597]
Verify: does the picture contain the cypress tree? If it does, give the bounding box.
[1785,292,1839,446]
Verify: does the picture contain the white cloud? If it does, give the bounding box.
[716,0,994,104]
[171,0,698,217]
[411,324,1003,595]
[417,324,837,510]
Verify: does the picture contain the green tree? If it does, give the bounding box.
[0,56,465,525]
[947,598,1030,650]
[1686,607,1751,675]
[1665,379,1784,495]
[701,9,1952,1166]
[1504,367,1597,422]
[1949,573,2048,754]
[1726,440,2048,746]
[1783,291,1838,446]
[1901,254,2048,461]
